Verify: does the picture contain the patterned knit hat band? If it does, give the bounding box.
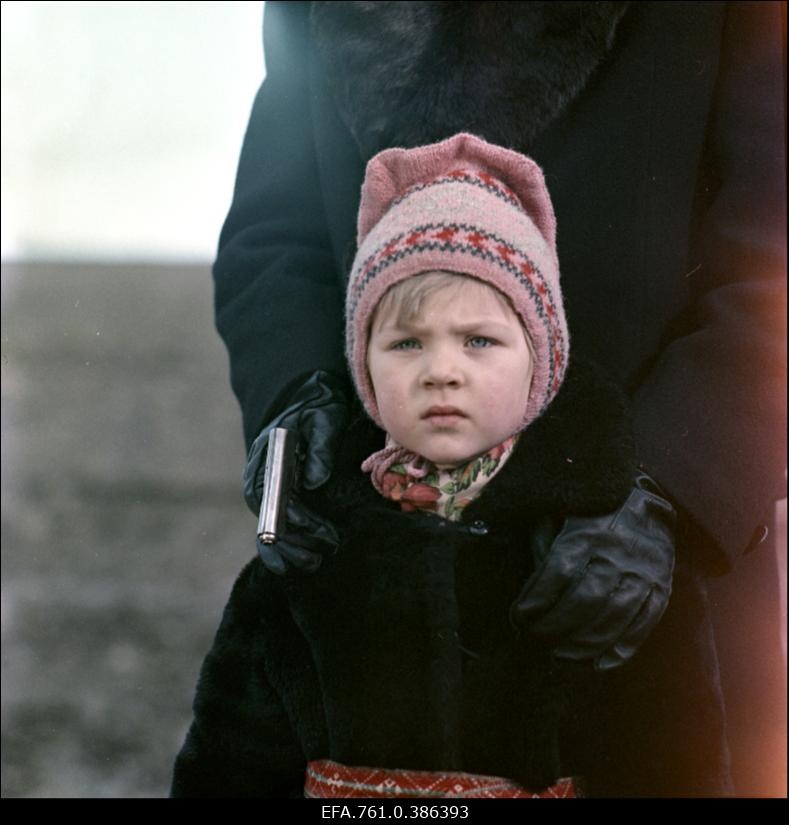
[347,133,568,431]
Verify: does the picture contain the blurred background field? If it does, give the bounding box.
[1,261,252,797]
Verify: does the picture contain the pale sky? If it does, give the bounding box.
[1,0,265,261]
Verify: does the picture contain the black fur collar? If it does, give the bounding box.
[310,1,631,158]
[309,358,636,529]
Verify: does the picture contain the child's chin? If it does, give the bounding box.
[410,435,491,468]
[427,448,482,469]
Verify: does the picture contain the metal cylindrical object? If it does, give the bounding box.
[256,428,296,544]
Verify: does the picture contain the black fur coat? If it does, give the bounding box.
[171,362,730,798]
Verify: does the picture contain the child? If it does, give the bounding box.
[171,134,724,798]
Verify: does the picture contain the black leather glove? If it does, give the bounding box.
[510,471,676,671]
[243,371,348,575]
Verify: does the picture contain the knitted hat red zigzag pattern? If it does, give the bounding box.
[346,132,569,432]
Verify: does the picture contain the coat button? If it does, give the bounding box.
[468,520,489,536]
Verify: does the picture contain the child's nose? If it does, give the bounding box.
[421,347,463,389]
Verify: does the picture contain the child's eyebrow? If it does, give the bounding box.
[381,317,515,335]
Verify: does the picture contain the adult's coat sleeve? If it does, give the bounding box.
[213,1,347,451]
[631,1,787,568]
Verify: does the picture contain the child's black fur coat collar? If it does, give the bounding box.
[309,357,637,527]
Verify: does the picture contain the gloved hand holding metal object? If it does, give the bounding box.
[244,370,348,575]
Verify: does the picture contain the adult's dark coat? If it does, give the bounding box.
[171,363,730,798]
[214,1,786,572]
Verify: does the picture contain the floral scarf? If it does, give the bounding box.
[362,435,519,522]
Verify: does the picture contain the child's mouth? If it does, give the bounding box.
[422,406,467,426]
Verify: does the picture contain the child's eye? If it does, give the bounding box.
[391,338,421,351]
[467,336,495,348]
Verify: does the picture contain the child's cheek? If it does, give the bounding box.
[372,366,405,424]
[484,378,527,432]
[380,388,407,422]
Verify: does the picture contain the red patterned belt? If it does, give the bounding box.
[304,759,578,798]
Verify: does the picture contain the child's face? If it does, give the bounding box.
[367,279,534,467]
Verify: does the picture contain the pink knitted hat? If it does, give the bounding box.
[346,132,568,431]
